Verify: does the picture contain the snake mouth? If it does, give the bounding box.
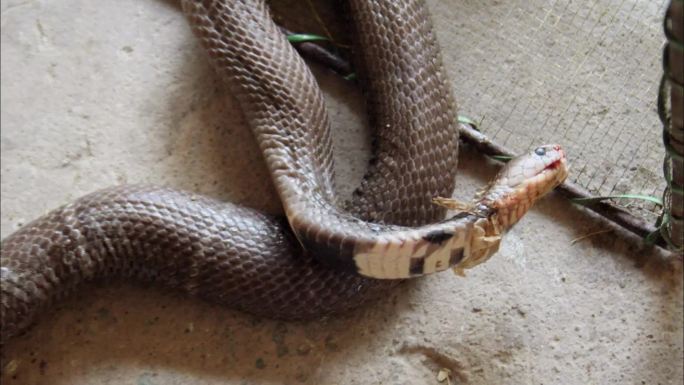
[544,159,563,171]
[541,145,567,174]
[540,149,569,187]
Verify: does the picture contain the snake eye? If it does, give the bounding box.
[534,147,546,156]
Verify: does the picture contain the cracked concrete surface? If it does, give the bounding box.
[1,0,682,384]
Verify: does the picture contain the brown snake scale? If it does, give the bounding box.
[1,0,460,343]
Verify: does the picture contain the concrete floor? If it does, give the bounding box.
[1,0,682,384]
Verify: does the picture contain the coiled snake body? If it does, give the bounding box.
[0,0,567,343]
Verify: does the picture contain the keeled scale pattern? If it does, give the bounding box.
[1,187,394,343]
[346,0,460,226]
[1,0,459,342]
[182,0,460,262]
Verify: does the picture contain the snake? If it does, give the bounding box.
[0,0,568,344]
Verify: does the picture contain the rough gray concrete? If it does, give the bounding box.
[1,1,682,384]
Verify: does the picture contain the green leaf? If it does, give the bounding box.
[286,34,329,44]
[490,155,512,162]
[572,194,663,206]
[644,227,662,245]
[457,115,477,127]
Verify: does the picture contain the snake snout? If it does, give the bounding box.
[495,144,568,190]
[526,144,568,188]
[535,144,568,186]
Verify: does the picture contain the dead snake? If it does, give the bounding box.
[0,0,568,343]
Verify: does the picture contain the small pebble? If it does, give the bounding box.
[255,358,266,369]
[4,360,19,376]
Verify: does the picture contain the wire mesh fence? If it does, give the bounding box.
[447,0,669,224]
[271,0,673,244]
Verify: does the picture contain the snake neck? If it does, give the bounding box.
[287,204,489,279]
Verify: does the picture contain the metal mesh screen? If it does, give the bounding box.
[271,0,670,225]
[447,0,669,222]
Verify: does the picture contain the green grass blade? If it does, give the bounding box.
[457,115,478,127]
[286,34,329,44]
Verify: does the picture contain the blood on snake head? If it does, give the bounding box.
[479,144,568,229]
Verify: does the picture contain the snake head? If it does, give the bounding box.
[480,144,568,229]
